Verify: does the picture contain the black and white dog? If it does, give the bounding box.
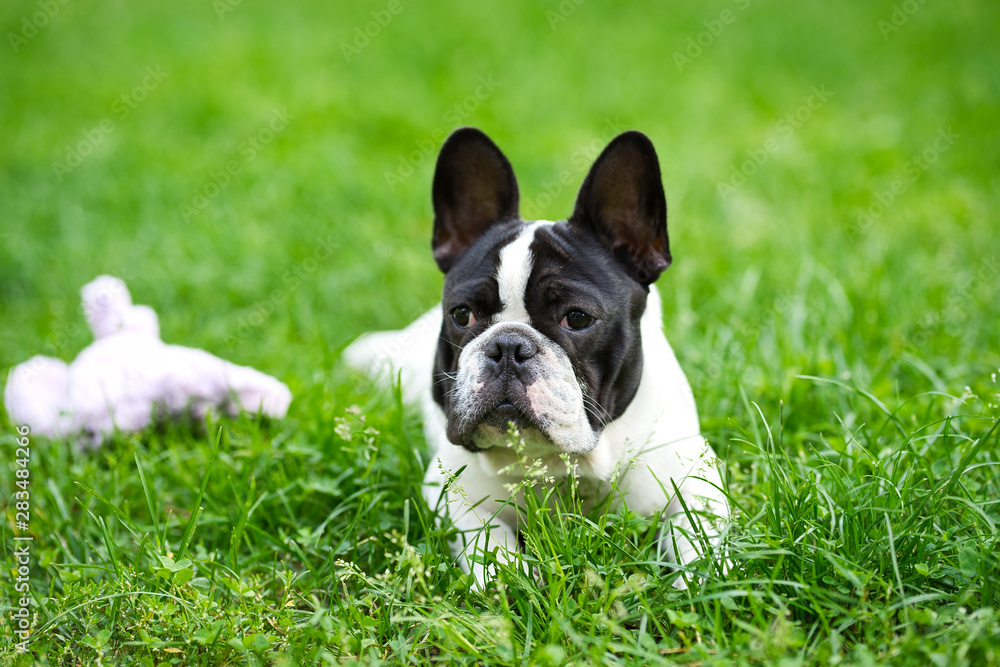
[344,128,727,586]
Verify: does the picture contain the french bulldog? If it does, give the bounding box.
[344,127,728,587]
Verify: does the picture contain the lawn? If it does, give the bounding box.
[1,0,999,664]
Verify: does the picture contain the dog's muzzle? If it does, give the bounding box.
[447,322,598,454]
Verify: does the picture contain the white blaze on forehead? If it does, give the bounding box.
[495,221,554,324]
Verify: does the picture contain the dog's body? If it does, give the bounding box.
[345,128,727,586]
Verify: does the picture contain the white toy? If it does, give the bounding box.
[4,275,292,445]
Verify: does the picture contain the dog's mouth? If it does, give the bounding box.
[447,394,550,452]
[480,401,536,433]
[490,401,520,419]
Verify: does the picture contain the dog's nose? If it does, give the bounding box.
[484,332,538,369]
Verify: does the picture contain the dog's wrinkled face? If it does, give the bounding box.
[429,128,671,454]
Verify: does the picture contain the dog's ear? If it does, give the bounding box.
[569,131,670,286]
[432,128,520,273]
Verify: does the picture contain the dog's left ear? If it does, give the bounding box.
[569,131,670,286]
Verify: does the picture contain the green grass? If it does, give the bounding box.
[2,0,999,664]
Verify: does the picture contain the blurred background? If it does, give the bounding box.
[2,0,998,420]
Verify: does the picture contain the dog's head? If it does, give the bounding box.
[430,128,671,454]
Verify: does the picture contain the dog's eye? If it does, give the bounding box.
[560,310,595,330]
[450,306,476,328]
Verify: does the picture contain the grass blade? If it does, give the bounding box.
[177,426,223,560]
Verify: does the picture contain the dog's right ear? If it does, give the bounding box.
[432,128,520,273]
